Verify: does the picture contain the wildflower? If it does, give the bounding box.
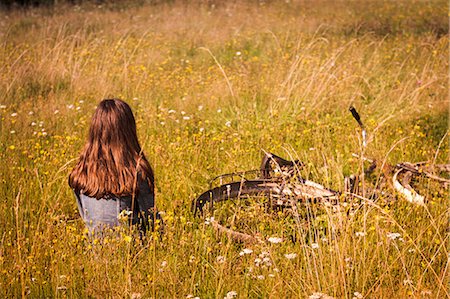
[254,258,262,266]
[31,122,36,126]
[189,256,195,263]
[236,51,242,56]
[386,232,401,240]
[123,235,132,243]
[28,111,34,115]
[217,109,222,113]
[199,127,205,132]
[239,248,253,256]
[67,104,74,109]
[10,130,15,134]
[225,121,231,127]
[257,275,265,280]
[268,237,283,244]
[54,110,59,114]
[183,116,190,120]
[0,104,6,109]
[198,105,203,111]
[181,111,186,115]
[311,243,319,249]
[160,121,165,126]
[225,291,237,299]
[161,261,167,267]
[76,106,81,111]
[268,273,275,278]
[79,100,85,103]
[216,255,225,264]
[11,113,17,117]
[355,231,366,237]
[284,253,297,259]
[309,292,335,299]
[205,217,214,225]
[403,279,413,286]
[9,145,15,150]
[353,292,363,299]
[168,109,176,114]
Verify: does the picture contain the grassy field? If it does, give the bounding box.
[0,0,448,298]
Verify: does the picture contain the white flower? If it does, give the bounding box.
[225,290,237,299]
[239,248,253,256]
[0,104,6,109]
[79,100,85,103]
[198,105,203,111]
[183,116,191,120]
[10,130,15,134]
[10,112,17,117]
[28,111,34,115]
[205,217,214,225]
[217,109,222,113]
[160,121,165,126]
[284,253,297,260]
[181,111,186,115]
[199,127,205,132]
[76,106,81,111]
[268,237,283,244]
[403,279,413,286]
[160,261,167,267]
[355,231,366,237]
[42,132,48,136]
[387,232,401,240]
[216,255,225,264]
[353,292,363,299]
[254,258,262,265]
[236,51,241,56]
[54,110,59,114]
[309,292,335,299]
[268,273,275,278]
[67,104,74,109]
[225,121,231,127]
[168,109,176,114]
[257,275,265,280]
[311,243,319,249]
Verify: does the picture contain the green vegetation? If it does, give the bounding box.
[0,1,448,297]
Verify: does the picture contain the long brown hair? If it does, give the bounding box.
[69,99,154,199]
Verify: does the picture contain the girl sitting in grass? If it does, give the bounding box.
[69,98,157,235]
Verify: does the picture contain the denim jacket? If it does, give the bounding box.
[73,181,155,234]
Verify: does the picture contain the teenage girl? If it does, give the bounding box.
[69,99,156,234]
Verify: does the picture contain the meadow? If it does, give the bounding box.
[0,0,448,297]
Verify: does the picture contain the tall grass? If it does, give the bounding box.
[0,0,448,297]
